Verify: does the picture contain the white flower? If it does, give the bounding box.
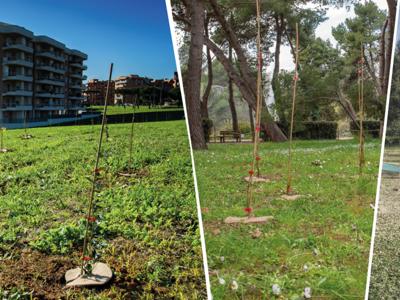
[304,287,312,299]
[272,284,281,295]
[231,280,238,290]
[220,256,225,262]
[303,264,309,272]
[218,277,226,285]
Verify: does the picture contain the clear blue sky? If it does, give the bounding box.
[0,0,177,81]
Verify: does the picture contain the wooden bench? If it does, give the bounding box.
[219,130,241,143]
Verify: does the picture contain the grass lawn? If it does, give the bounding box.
[0,121,205,299]
[194,139,380,299]
[88,105,184,115]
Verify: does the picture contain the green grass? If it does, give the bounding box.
[89,105,184,115]
[194,139,380,299]
[0,121,205,299]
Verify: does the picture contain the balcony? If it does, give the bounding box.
[3,43,34,53]
[70,84,82,89]
[36,92,65,99]
[36,65,65,74]
[35,105,65,111]
[69,63,87,70]
[70,73,82,79]
[36,78,65,86]
[3,75,33,82]
[2,90,33,97]
[70,62,86,68]
[36,51,65,62]
[69,96,84,100]
[2,104,33,111]
[3,58,33,68]
[68,105,84,111]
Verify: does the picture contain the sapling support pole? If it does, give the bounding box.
[128,104,136,170]
[225,0,273,224]
[21,111,33,139]
[0,129,3,150]
[286,23,299,195]
[242,5,275,184]
[358,44,365,174]
[243,0,268,184]
[65,63,114,287]
[118,98,137,177]
[0,127,6,152]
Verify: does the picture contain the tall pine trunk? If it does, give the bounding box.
[385,0,396,95]
[185,0,207,149]
[201,16,212,120]
[272,15,283,103]
[206,0,287,141]
[204,36,287,141]
[228,44,239,132]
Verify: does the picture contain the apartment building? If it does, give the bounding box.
[85,79,115,105]
[0,22,87,124]
[114,74,150,104]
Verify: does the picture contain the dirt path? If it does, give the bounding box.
[369,147,400,299]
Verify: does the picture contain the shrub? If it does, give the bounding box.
[238,122,251,135]
[278,121,338,140]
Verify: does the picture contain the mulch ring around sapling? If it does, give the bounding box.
[0,249,76,298]
[243,174,282,183]
[20,134,34,140]
[116,167,149,178]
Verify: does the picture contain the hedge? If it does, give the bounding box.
[277,121,338,140]
[350,120,381,138]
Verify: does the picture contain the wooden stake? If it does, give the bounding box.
[81,63,113,273]
[286,23,299,195]
[254,0,263,178]
[128,99,137,170]
[24,111,27,136]
[246,0,263,216]
[359,44,365,173]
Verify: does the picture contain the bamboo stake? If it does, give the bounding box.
[286,23,299,195]
[0,129,3,150]
[246,0,262,216]
[214,123,216,143]
[128,98,137,171]
[81,63,113,273]
[24,111,27,137]
[359,44,365,173]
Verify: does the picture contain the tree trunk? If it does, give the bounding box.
[185,0,207,150]
[201,16,212,120]
[207,0,256,98]
[204,35,287,141]
[248,104,255,142]
[228,44,239,132]
[337,79,359,128]
[364,51,382,97]
[379,19,388,94]
[385,0,396,95]
[272,15,283,102]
